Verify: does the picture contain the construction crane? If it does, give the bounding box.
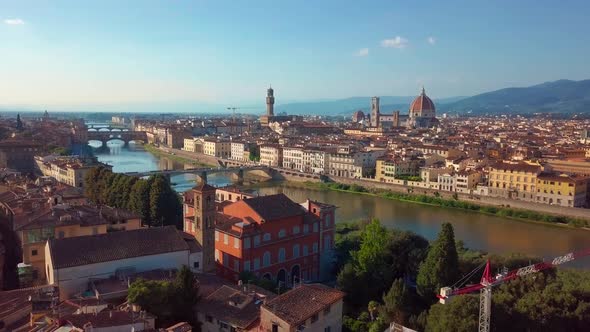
[438,248,590,332]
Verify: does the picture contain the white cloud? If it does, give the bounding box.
[381,36,408,49]
[355,48,369,57]
[4,18,25,25]
[427,36,436,45]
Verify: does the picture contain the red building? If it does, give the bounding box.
[184,186,335,285]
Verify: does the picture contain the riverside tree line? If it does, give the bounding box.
[335,219,590,332]
[84,167,183,229]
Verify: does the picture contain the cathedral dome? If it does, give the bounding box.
[409,87,435,114]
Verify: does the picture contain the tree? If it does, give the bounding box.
[380,279,414,326]
[127,278,174,320]
[149,175,182,228]
[425,295,479,332]
[129,179,152,226]
[172,265,200,325]
[417,222,459,301]
[352,219,389,273]
[368,301,379,321]
[337,263,369,313]
[16,114,23,131]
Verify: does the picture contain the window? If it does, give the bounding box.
[324,327,331,332]
[58,231,65,239]
[303,224,309,234]
[215,231,219,241]
[31,249,38,256]
[223,253,229,267]
[311,313,319,324]
[323,305,331,315]
[253,258,260,270]
[278,248,286,262]
[313,223,318,232]
[244,260,251,271]
[325,214,331,227]
[253,235,261,247]
[323,235,331,251]
[234,238,240,249]
[234,260,240,272]
[193,261,200,269]
[215,249,220,262]
[224,234,229,245]
[293,226,300,234]
[303,245,309,256]
[263,252,271,267]
[263,233,271,242]
[272,323,279,332]
[244,237,251,249]
[293,244,300,258]
[313,242,318,253]
[278,229,286,238]
[206,315,213,323]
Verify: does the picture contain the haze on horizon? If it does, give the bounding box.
[1,0,589,112]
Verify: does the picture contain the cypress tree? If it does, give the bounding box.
[16,114,23,131]
[129,179,151,226]
[416,222,459,300]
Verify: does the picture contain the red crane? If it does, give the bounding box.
[437,248,590,332]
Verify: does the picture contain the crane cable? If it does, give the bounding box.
[451,261,487,289]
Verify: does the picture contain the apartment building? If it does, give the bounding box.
[34,155,109,188]
[203,139,231,158]
[282,147,304,171]
[488,162,542,201]
[260,145,283,167]
[535,173,588,207]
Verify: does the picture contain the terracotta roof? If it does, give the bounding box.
[262,284,345,326]
[409,88,435,112]
[200,285,274,329]
[191,182,217,192]
[241,194,305,221]
[61,310,152,329]
[48,226,189,269]
[491,162,542,173]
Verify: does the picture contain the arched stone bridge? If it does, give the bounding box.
[123,165,273,184]
[87,131,148,147]
[87,124,131,131]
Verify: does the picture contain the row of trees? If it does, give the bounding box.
[84,167,183,228]
[335,219,590,331]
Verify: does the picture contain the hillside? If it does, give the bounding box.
[442,79,590,114]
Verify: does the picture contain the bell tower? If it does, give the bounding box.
[266,86,275,116]
[192,182,217,272]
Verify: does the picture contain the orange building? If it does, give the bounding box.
[184,187,335,286]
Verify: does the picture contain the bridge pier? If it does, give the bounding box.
[196,171,208,185]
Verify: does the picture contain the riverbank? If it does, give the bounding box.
[143,144,215,167]
[289,180,590,229]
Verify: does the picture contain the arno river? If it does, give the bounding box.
[91,140,590,268]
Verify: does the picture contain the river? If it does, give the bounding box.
[90,140,590,269]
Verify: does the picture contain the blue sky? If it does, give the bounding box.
[1,0,589,111]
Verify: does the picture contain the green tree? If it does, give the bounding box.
[417,222,459,301]
[352,219,389,273]
[380,279,412,326]
[127,278,174,320]
[16,114,23,131]
[425,295,479,332]
[149,175,182,228]
[172,265,200,324]
[129,179,152,226]
[337,263,369,313]
[368,301,379,321]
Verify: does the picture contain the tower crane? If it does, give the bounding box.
[438,248,590,332]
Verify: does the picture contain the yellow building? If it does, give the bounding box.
[203,139,231,158]
[17,205,142,284]
[34,155,109,188]
[488,162,542,201]
[536,173,588,207]
[376,157,421,183]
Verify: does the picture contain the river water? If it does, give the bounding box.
[90,140,590,269]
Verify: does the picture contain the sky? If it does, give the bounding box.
[1,0,589,112]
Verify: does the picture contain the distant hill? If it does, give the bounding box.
[274,96,466,116]
[442,79,590,114]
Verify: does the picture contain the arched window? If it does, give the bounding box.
[293,244,300,258]
[278,229,286,238]
[278,248,286,262]
[263,251,271,267]
[263,233,271,242]
[293,226,300,234]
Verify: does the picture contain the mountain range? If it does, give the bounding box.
[274,79,590,116]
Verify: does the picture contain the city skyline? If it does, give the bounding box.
[1,0,590,111]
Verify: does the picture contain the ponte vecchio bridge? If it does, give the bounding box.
[87,130,148,147]
[123,165,273,183]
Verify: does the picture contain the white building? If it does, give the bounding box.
[35,155,109,188]
[282,147,304,171]
[303,149,328,174]
[45,226,201,299]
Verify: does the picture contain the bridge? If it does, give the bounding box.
[87,124,131,131]
[87,131,148,147]
[123,165,273,184]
